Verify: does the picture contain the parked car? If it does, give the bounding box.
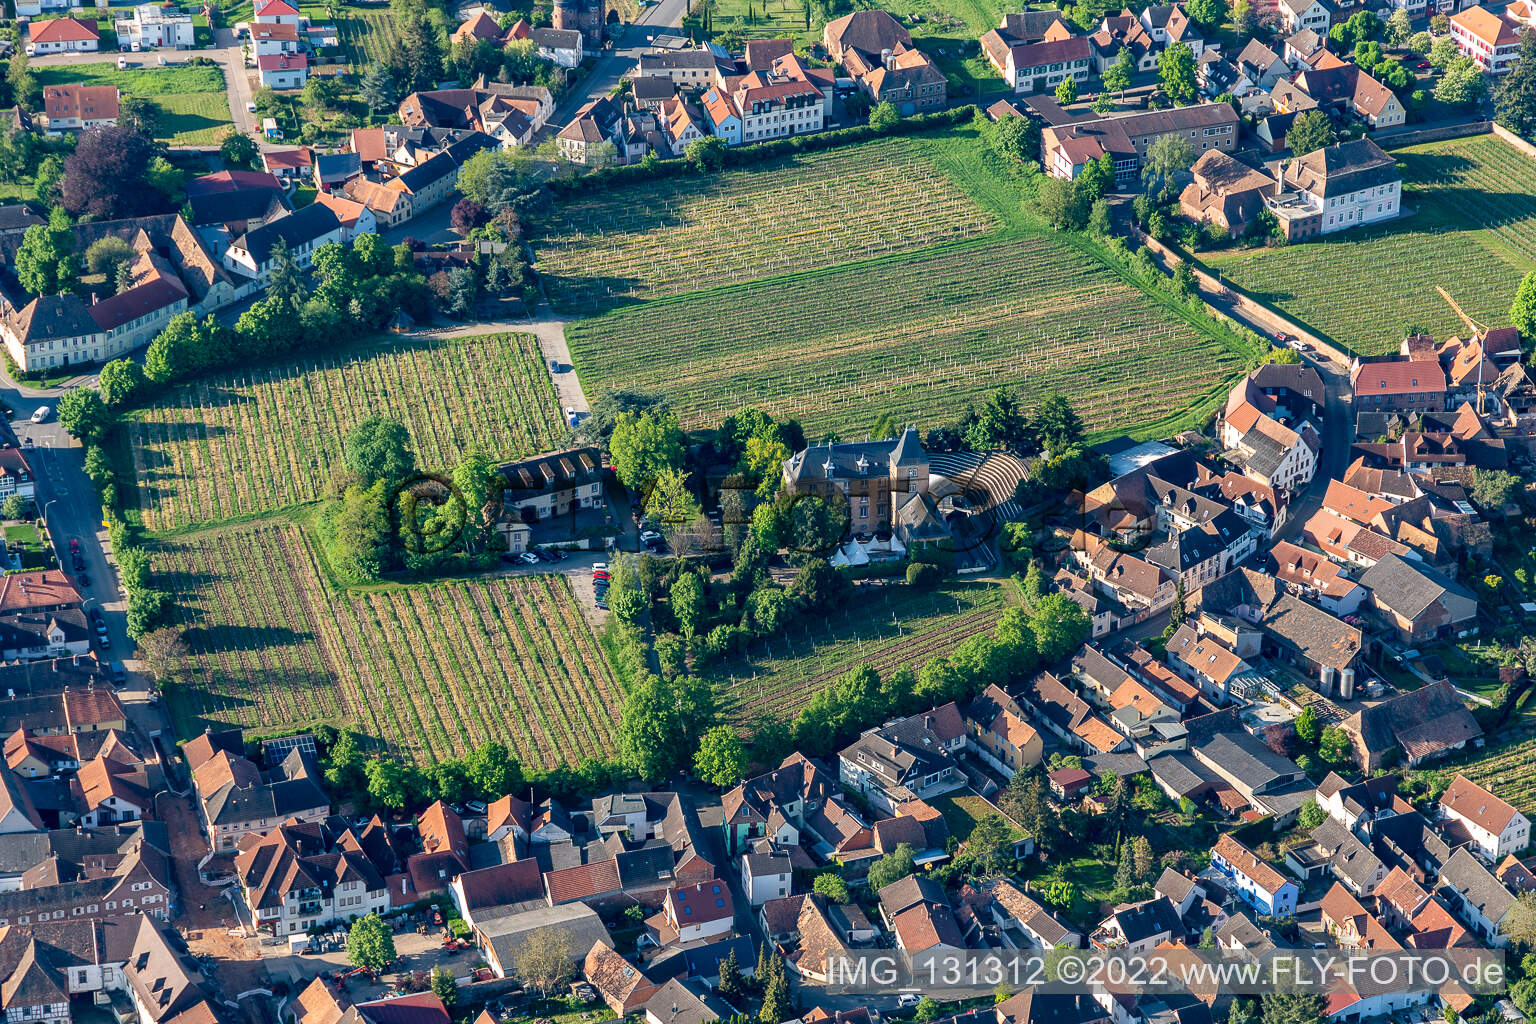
[30,407,49,424]
[71,553,85,571]
[77,572,90,589]
[518,551,540,565]
[21,436,31,447]
[897,995,921,1008]
[639,529,661,544]
[69,538,80,553]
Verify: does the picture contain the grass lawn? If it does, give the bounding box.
[155,92,235,146]
[925,791,1005,842]
[35,62,231,146]
[1200,135,1536,354]
[2,522,47,569]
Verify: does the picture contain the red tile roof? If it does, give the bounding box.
[0,571,81,613]
[545,860,620,903]
[1352,360,1447,396]
[258,52,309,72]
[31,17,99,44]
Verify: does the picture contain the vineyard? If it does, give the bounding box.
[158,522,621,769]
[1201,135,1536,354]
[336,10,402,66]
[1450,735,1536,812]
[128,333,564,532]
[531,138,996,311]
[709,582,1012,725]
[565,236,1254,438]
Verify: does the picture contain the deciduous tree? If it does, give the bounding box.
[511,927,575,996]
[1285,109,1335,156]
[1495,29,1536,137]
[1158,43,1197,104]
[348,914,397,973]
[693,725,748,787]
[344,416,415,489]
[62,126,165,219]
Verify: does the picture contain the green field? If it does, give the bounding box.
[549,127,1260,440]
[336,10,402,66]
[127,333,565,531]
[531,137,997,312]
[566,234,1253,438]
[36,62,231,146]
[711,582,1012,724]
[1201,136,1536,354]
[159,521,621,768]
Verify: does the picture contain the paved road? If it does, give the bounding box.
[0,383,135,667]
[545,0,690,134]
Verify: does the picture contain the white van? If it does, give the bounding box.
[30,407,49,424]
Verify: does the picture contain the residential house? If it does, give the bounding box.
[115,5,194,49]
[995,37,1094,94]
[838,703,967,815]
[699,53,828,146]
[635,48,730,87]
[985,878,1082,948]
[223,204,343,282]
[448,860,544,932]
[557,97,648,165]
[1179,151,1276,236]
[532,27,583,67]
[1274,65,1404,129]
[312,192,378,243]
[1189,726,1316,824]
[1211,834,1298,917]
[1140,3,1202,54]
[39,85,118,132]
[0,918,138,1024]
[1165,624,1255,703]
[1089,10,1159,73]
[661,97,707,149]
[1339,679,1483,771]
[1440,775,1530,862]
[741,850,791,906]
[124,916,235,1024]
[1234,38,1285,88]
[494,447,604,552]
[1451,6,1523,73]
[250,22,302,58]
[1265,138,1401,241]
[979,12,1075,83]
[253,0,302,24]
[963,684,1043,779]
[1314,772,1405,835]
[1320,883,1398,949]
[721,752,832,855]
[1352,350,1450,416]
[235,819,390,936]
[1309,817,1388,896]
[650,880,734,945]
[823,10,946,114]
[184,729,329,850]
[781,894,851,981]
[0,822,174,926]
[257,53,309,89]
[1042,103,1238,186]
[451,9,507,45]
[1089,896,1182,952]
[1357,554,1478,643]
[1277,0,1331,35]
[1266,540,1365,615]
[644,978,732,1024]
[877,875,964,957]
[1439,847,1515,945]
[28,17,99,54]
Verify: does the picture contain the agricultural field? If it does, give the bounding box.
[1448,735,1536,812]
[1201,136,1536,354]
[159,522,621,769]
[710,582,1011,725]
[531,138,996,311]
[127,333,564,531]
[336,10,403,66]
[566,235,1255,438]
[35,63,231,147]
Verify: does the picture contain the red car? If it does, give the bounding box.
[69,538,80,553]
[1416,60,1430,69]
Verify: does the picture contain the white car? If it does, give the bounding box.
[518,551,540,565]
[897,995,921,1008]
[246,101,257,113]
[30,407,49,424]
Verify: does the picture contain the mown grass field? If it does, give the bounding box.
[711,582,1012,725]
[36,62,231,146]
[1201,136,1536,354]
[127,333,565,531]
[159,522,621,768]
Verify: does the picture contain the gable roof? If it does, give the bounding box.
[1441,775,1524,837]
